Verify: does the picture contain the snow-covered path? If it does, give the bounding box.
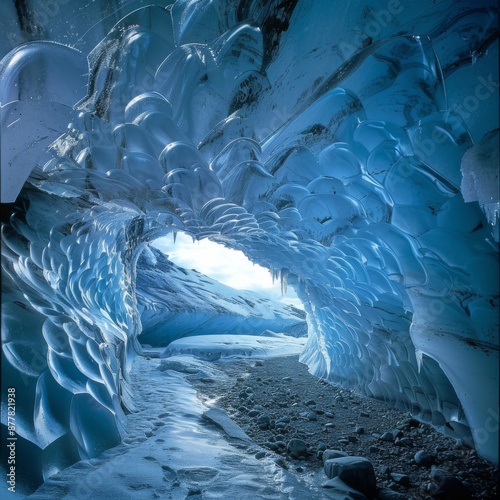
[25,336,336,499]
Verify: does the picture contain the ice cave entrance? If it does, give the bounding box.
[137,233,307,349]
[152,232,303,309]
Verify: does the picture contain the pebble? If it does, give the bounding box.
[414,450,433,467]
[286,438,308,459]
[390,472,410,487]
[276,416,290,424]
[379,432,394,442]
[307,412,318,421]
[395,437,413,447]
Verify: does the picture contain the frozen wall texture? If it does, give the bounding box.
[1,0,498,486]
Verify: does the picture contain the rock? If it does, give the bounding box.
[379,465,392,476]
[255,451,266,459]
[322,449,348,464]
[254,360,263,366]
[257,414,270,424]
[317,442,328,452]
[429,466,471,499]
[322,477,368,499]
[202,408,251,442]
[377,488,407,499]
[276,416,290,424]
[264,441,279,451]
[287,438,308,459]
[360,411,370,418]
[414,450,434,466]
[248,409,260,417]
[323,456,377,497]
[369,446,381,453]
[395,437,413,447]
[305,399,316,406]
[355,426,365,434]
[397,417,420,429]
[348,435,359,443]
[390,472,410,488]
[379,432,394,442]
[307,412,318,421]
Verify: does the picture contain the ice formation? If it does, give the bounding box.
[1,0,498,487]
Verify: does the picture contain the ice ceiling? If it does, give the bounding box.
[1,0,498,484]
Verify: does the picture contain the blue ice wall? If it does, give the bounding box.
[1,0,498,485]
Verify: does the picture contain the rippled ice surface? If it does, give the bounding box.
[0,0,498,492]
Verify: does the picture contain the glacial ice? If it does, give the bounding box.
[1,0,498,489]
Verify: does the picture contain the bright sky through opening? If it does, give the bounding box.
[153,233,304,309]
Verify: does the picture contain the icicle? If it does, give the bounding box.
[281,268,289,296]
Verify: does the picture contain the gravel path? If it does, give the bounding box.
[191,355,498,499]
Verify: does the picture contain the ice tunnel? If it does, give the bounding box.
[1,0,498,487]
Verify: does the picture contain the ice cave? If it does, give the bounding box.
[0,0,498,498]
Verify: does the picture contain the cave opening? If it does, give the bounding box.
[136,231,308,349]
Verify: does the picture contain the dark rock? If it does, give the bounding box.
[257,414,270,426]
[264,441,278,451]
[360,411,370,418]
[287,438,308,459]
[395,437,413,447]
[379,465,392,476]
[307,412,318,421]
[377,488,407,499]
[323,456,377,497]
[390,472,410,488]
[322,477,368,499]
[255,451,266,459]
[276,416,290,424]
[317,442,328,452]
[355,426,365,434]
[414,450,434,467]
[429,467,471,499]
[322,449,348,464]
[305,399,316,406]
[379,432,394,442]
